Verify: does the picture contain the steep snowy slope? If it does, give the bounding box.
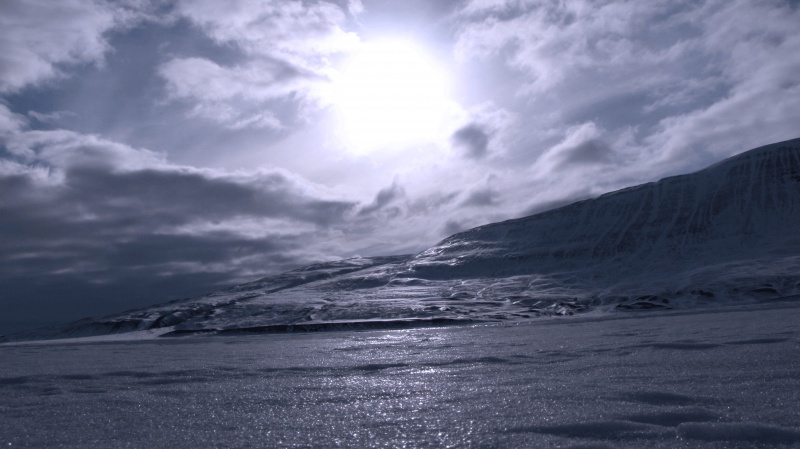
[408,139,800,279]
[4,138,800,341]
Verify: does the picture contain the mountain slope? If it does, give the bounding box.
[4,138,800,341]
[408,139,800,279]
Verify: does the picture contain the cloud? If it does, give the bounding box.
[159,57,308,102]
[449,103,517,160]
[442,219,466,236]
[0,151,356,266]
[451,124,490,159]
[359,181,405,216]
[2,126,358,233]
[538,122,614,171]
[456,1,705,94]
[159,0,360,129]
[27,110,77,125]
[0,119,365,326]
[0,103,27,135]
[0,0,146,93]
[557,139,613,167]
[5,128,167,170]
[62,167,355,226]
[407,191,459,216]
[454,0,800,187]
[460,187,498,207]
[644,0,800,161]
[159,57,291,130]
[174,0,359,62]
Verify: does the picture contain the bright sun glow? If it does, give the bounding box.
[328,39,453,155]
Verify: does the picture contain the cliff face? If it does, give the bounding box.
[408,139,800,279]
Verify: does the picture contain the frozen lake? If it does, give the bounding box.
[2,302,800,448]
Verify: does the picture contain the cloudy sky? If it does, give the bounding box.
[2,0,799,333]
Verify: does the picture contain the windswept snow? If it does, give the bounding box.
[2,302,799,448]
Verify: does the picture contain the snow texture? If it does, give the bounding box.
[1,302,799,447]
[3,139,800,342]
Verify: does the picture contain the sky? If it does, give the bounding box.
[1,0,799,333]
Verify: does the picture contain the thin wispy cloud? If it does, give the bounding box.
[454,0,800,166]
[0,0,148,93]
[160,0,360,129]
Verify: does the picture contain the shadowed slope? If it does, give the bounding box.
[408,139,800,279]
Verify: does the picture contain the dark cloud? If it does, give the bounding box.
[451,124,490,159]
[553,139,614,168]
[407,191,459,215]
[61,166,355,226]
[359,181,405,216]
[460,187,498,207]
[534,123,618,175]
[0,165,356,249]
[0,155,359,333]
[442,219,465,236]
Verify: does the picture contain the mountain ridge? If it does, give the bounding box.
[407,139,800,278]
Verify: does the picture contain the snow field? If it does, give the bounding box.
[2,301,799,448]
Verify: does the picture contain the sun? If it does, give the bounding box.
[327,38,453,155]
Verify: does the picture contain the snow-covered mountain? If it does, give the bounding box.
[412,139,800,276]
[5,138,800,341]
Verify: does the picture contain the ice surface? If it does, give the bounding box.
[677,422,800,444]
[2,302,799,448]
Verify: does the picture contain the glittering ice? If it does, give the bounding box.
[2,302,799,448]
